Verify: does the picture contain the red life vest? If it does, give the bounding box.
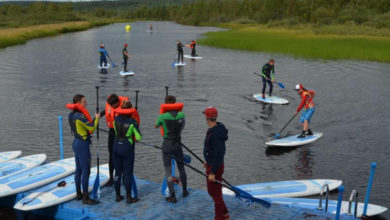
[158,103,184,136]
[105,96,129,128]
[65,103,92,123]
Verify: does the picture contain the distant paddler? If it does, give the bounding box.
[260,59,276,99]
[98,44,110,68]
[122,43,130,73]
[149,24,153,32]
[294,84,315,138]
[176,40,184,64]
[186,40,197,57]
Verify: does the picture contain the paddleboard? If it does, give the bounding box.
[173,62,186,66]
[0,157,75,198]
[223,179,342,198]
[14,164,109,211]
[253,94,288,104]
[97,64,110,69]
[266,132,323,147]
[0,151,22,164]
[119,71,135,76]
[184,55,203,60]
[268,197,388,217]
[0,154,47,179]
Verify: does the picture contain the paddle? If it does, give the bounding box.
[139,141,271,208]
[92,86,100,200]
[253,72,285,89]
[273,113,297,139]
[23,180,66,205]
[135,90,139,110]
[172,53,177,67]
[174,139,233,187]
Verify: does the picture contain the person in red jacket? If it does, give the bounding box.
[295,84,315,138]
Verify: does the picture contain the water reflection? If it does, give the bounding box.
[294,147,314,178]
[177,66,184,88]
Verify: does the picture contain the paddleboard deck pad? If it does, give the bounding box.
[119,71,135,76]
[0,157,75,198]
[14,164,109,211]
[268,197,388,217]
[184,55,203,59]
[266,132,323,147]
[223,179,342,198]
[0,151,22,164]
[97,64,110,69]
[0,154,47,180]
[253,94,288,104]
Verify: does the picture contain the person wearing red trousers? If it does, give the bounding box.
[202,107,230,220]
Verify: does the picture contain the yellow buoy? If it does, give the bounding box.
[125,25,131,32]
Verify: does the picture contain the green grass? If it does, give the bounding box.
[198,25,390,62]
[0,20,113,49]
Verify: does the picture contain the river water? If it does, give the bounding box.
[0,21,389,219]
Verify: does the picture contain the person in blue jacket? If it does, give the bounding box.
[99,44,109,68]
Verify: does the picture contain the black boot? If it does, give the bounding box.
[306,129,313,136]
[165,194,177,203]
[82,193,99,205]
[298,130,306,138]
[126,193,140,204]
[182,190,189,198]
[76,190,82,201]
[116,193,124,202]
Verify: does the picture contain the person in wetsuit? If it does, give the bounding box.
[261,59,276,99]
[123,43,130,72]
[68,94,100,205]
[99,44,109,67]
[190,40,197,57]
[113,100,142,204]
[177,40,184,64]
[154,95,189,203]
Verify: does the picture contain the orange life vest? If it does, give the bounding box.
[105,96,129,128]
[114,108,141,126]
[159,103,184,136]
[65,103,92,123]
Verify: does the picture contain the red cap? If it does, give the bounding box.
[203,107,218,118]
[124,43,128,47]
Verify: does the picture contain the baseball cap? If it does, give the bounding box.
[295,84,303,90]
[203,107,218,118]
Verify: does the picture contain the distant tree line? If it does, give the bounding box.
[0,0,389,28]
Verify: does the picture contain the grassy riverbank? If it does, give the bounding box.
[198,24,390,62]
[0,20,113,49]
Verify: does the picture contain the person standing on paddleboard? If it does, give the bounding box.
[203,107,230,220]
[113,100,142,204]
[150,24,153,32]
[177,40,184,64]
[155,95,189,203]
[295,84,315,138]
[123,43,130,72]
[261,59,276,99]
[98,44,109,68]
[187,40,197,57]
[67,94,100,205]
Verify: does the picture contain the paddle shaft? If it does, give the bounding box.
[276,113,297,137]
[135,90,139,110]
[165,86,169,97]
[253,72,283,85]
[175,140,234,187]
[96,86,99,140]
[23,181,66,205]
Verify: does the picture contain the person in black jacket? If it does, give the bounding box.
[202,107,229,220]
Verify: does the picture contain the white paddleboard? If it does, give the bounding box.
[266,132,323,147]
[268,197,388,217]
[173,62,186,66]
[0,151,22,164]
[184,55,203,60]
[223,179,342,198]
[97,63,110,69]
[14,164,109,211]
[0,154,47,180]
[253,94,288,104]
[0,157,75,198]
[119,71,135,76]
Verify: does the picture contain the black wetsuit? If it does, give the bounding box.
[123,48,128,72]
[177,43,184,63]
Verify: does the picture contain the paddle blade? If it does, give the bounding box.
[172,62,175,68]
[278,82,285,89]
[92,173,100,200]
[274,133,280,139]
[230,185,271,208]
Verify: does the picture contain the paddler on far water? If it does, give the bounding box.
[66,94,100,205]
[176,40,184,64]
[122,43,130,73]
[98,44,109,68]
[202,107,230,220]
[294,84,315,138]
[187,40,197,57]
[149,24,153,32]
[155,95,189,203]
[112,100,142,204]
[261,59,276,99]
